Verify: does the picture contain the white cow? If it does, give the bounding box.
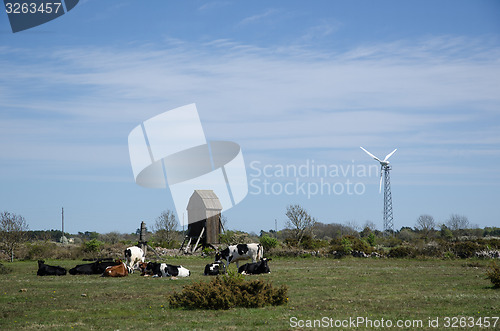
[124,246,145,272]
[215,243,263,269]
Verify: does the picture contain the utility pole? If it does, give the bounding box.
[61,207,68,244]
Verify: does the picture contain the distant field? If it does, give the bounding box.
[0,257,498,330]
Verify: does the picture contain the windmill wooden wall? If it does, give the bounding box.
[186,190,222,245]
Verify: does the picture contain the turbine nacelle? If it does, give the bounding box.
[360,146,397,193]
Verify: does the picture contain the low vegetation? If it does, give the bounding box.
[486,261,500,288]
[0,258,498,330]
[168,271,288,310]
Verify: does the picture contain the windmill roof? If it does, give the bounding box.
[187,190,222,210]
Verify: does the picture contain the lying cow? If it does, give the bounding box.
[238,258,272,275]
[140,262,190,278]
[37,260,67,276]
[204,260,226,276]
[69,259,121,275]
[124,246,145,272]
[102,262,130,277]
[215,243,263,269]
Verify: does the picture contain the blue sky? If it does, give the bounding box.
[1,1,499,234]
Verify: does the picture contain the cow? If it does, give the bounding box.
[215,243,263,269]
[237,258,272,275]
[204,260,226,276]
[101,262,130,277]
[37,260,67,276]
[141,262,190,278]
[124,246,145,272]
[69,259,121,275]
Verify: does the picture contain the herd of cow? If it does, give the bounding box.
[36,243,272,278]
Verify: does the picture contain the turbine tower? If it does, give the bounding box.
[360,147,397,234]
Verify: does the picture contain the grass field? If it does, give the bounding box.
[1,257,498,330]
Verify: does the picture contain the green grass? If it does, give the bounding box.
[0,257,498,330]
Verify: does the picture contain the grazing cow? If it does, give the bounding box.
[37,260,67,276]
[124,246,145,272]
[204,260,226,276]
[142,262,190,278]
[101,262,130,277]
[215,243,263,269]
[69,259,121,275]
[238,258,272,275]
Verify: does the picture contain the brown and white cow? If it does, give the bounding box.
[101,262,130,277]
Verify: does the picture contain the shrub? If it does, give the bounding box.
[168,271,288,310]
[266,246,325,258]
[351,238,373,254]
[82,239,104,254]
[388,246,416,258]
[452,241,482,259]
[367,233,376,246]
[418,244,443,258]
[260,235,279,251]
[486,261,500,288]
[300,235,328,250]
[0,262,12,274]
[329,235,373,257]
[219,231,249,245]
[25,242,57,260]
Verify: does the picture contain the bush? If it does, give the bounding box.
[300,235,328,250]
[379,236,403,248]
[367,233,376,246]
[82,239,104,256]
[25,242,57,260]
[260,235,279,251]
[0,262,12,274]
[266,246,324,258]
[168,272,288,310]
[418,244,443,258]
[388,246,416,258]
[452,241,482,259]
[486,261,500,288]
[329,236,373,257]
[219,231,250,245]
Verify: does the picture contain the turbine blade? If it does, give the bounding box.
[360,146,382,163]
[383,148,397,161]
[379,170,383,193]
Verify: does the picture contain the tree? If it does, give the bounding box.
[446,214,469,231]
[153,210,178,248]
[285,204,316,244]
[0,211,29,262]
[415,214,436,239]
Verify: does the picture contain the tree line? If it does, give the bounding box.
[1,207,499,262]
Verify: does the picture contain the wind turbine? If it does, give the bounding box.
[360,146,397,234]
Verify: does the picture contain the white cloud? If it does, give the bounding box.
[238,9,280,26]
[1,36,499,184]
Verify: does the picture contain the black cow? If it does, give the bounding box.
[237,258,272,275]
[69,259,121,275]
[215,243,263,269]
[144,262,190,278]
[37,260,67,276]
[204,260,226,276]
